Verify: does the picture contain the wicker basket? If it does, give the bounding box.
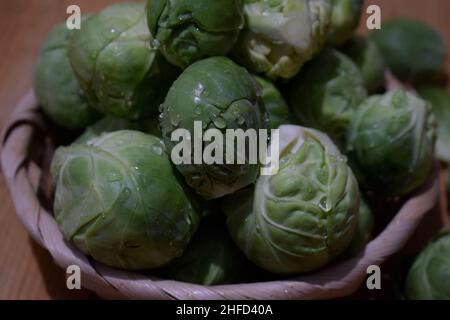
[0,90,440,300]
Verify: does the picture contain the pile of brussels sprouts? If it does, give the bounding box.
[32,0,450,294]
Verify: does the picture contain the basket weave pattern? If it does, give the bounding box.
[0,90,439,299]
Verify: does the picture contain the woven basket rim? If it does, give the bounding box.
[0,90,440,300]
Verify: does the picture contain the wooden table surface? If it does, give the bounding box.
[1,0,449,300]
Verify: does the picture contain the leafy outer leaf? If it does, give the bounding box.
[254,76,290,129]
[51,130,200,270]
[347,90,436,196]
[232,0,332,80]
[69,2,179,120]
[289,48,367,146]
[341,36,386,94]
[327,0,363,45]
[33,20,100,129]
[416,87,450,163]
[405,231,450,300]
[146,0,245,68]
[223,125,359,274]
[346,198,374,255]
[160,57,268,200]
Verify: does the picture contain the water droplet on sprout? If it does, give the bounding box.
[194,105,203,115]
[107,171,123,182]
[151,144,163,156]
[319,197,329,212]
[213,117,227,129]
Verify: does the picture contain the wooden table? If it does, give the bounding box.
[0,0,449,300]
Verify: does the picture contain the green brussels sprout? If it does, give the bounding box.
[223,125,360,274]
[160,57,267,200]
[146,0,245,69]
[347,90,436,196]
[69,2,179,120]
[347,198,374,254]
[416,87,450,163]
[75,117,140,144]
[164,215,254,285]
[289,48,367,146]
[371,19,447,85]
[341,36,386,93]
[34,21,100,129]
[232,0,332,80]
[254,76,290,129]
[51,130,200,270]
[405,231,450,300]
[327,0,363,45]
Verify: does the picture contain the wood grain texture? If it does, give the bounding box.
[0,0,449,300]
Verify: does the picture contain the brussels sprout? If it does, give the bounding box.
[223,125,360,274]
[371,19,447,85]
[160,57,267,200]
[69,2,179,120]
[75,117,140,144]
[327,0,363,45]
[232,0,332,80]
[254,76,290,129]
[34,21,100,129]
[146,0,244,69]
[347,90,436,196]
[347,198,374,254]
[405,231,450,300]
[289,49,367,146]
[164,215,254,285]
[51,130,200,270]
[341,36,386,93]
[416,87,450,163]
